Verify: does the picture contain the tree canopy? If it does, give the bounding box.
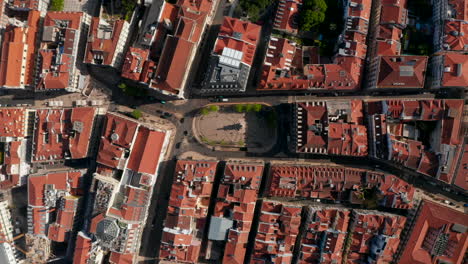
[49,0,64,11]
[130,110,142,119]
[299,0,328,31]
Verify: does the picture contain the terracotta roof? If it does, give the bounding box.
[212,17,260,67]
[103,113,138,147]
[69,107,96,158]
[85,18,128,66]
[347,210,406,263]
[211,162,262,264]
[273,0,301,34]
[28,175,47,206]
[151,36,194,94]
[268,164,413,208]
[177,0,214,13]
[127,126,166,175]
[47,223,67,242]
[0,108,26,137]
[28,171,84,206]
[108,186,149,222]
[263,37,298,70]
[0,11,40,88]
[43,11,83,29]
[453,144,468,190]
[447,0,468,20]
[376,55,428,88]
[223,162,264,190]
[251,201,301,263]
[109,252,134,264]
[259,0,372,92]
[33,108,95,162]
[298,207,350,263]
[443,21,468,51]
[73,232,93,264]
[440,52,468,87]
[380,0,408,27]
[295,100,367,156]
[399,200,468,264]
[37,12,84,91]
[379,99,464,182]
[9,0,40,10]
[121,47,151,82]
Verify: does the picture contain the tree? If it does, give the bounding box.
[299,0,327,32]
[247,5,260,21]
[253,104,263,112]
[130,110,142,119]
[245,104,254,112]
[208,105,220,112]
[300,9,326,31]
[49,0,64,11]
[234,104,245,113]
[200,108,210,115]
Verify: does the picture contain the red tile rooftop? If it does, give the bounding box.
[347,210,406,263]
[28,170,84,206]
[443,21,468,51]
[268,164,414,208]
[73,232,93,264]
[379,99,463,182]
[85,18,128,66]
[177,0,214,13]
[108,185,149,222]
[70,107,96,159]
[380,0,408,26]
[376,55,428,88]
[264,38,298,69]
[398,200,468,264]
[43,11,84,30]
[121,47,150,82]
[33,108,95,162]
[219,17,261,46]
[161,158,214,264]
[9,0,41,10]
[109,251,134,264]
[251,201,302,263]
[441,52,468,87]
[346,0,372,20]
[0,27,27,88]
[102,113,138,148]
[223,162,264,190]
[295,100,367,156]
[0,11,40,88]
[214,17,261,67]
[453,144,468,190]
[0,108,26,138]
[447,0,468,21]
[47,223,67,242]
[151,36,195,94]
[273,0,301,34]
[298,207,350,264]
[174,160,218,182]
[127,126,166,175]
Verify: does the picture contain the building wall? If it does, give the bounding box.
[111,21,130,68]
[0,201,14,241]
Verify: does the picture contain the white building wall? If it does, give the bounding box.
[0,201,14,242]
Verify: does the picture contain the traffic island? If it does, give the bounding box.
[192,103,277,152]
